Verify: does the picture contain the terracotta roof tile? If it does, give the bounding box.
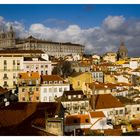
[65,114,91,126]
[104,129,122,136]
[90,94,124,110]
[90,111,105,118]
[19,72,40,79]
[41,75,64,82]
[0,86,8,95]
[86,82,117,90]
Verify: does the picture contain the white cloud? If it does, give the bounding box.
[103,15,125,31]
[1,15,140,56]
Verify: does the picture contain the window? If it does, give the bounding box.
[73,95,76,98]
[29,97,32,101]
[26,66,29,68]
[4,60,7,65]
[36,97,39,101]
[41,71,43,75]
[36,88,39,91]
[64,87,67,91]
[77,81,80,86]
[4,66,7,71]
[119,109,123,114]
[78,95,81,98]
[59,88,62,92]
[49,88,52,93]
[22,88,25,92]
[43,96,47,101]
[4,73,7,78]
[41,65,44,68]
[29,81,32,85]
[13,73,16,79]
[4,81,7,86]
[45,70,48,75]
[137,107,140,111]
[22,97,25,101]
[68,95,71,99]
[85,102,89,107]
[29,88,32,92]
[17,60,20,65]
[85,119,89,123]
[54,88,57,92]
[73,119,78,123]
[44,88,47,93]
[13,81,16,86]
[45,65,48,68]
[13,60,15,65]
[36,80,39,85]
[116,110,118,115]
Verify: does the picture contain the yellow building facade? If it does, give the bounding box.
[0,56,23,89]
[104,73,117,83]
[68,72,93,90]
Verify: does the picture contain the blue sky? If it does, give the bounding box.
[0,4,140,28]
[0,4,140,56]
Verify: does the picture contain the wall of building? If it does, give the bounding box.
[0,56,23,89]
[40,84,70,102]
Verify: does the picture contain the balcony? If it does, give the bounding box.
[3,84,9,88]
[29,91,34,95]
[3,77,8,80]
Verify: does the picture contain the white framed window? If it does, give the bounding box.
[49,88,52,93]
[44,88,47,93]
[54,88,57,92]
[73,95,76,98]
[43,96,47,101]
[64,87,67,91]
[78,95,81,98]
[68,95,71,99]
[59,88,62,92]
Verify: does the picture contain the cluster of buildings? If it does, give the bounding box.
[0,26,140,136]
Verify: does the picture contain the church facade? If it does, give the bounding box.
[0,26,16,49]
[0,26,84,58]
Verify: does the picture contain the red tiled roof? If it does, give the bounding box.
[130,120,140,125]
[32,117,46,128]
[19,72,40,79]
[104,129,122,136]
[65,114,91,126]
[90,94,124,110]
[0,102,63,128]
[86,82,117,90]
[41,75,64,82]
[0,86,8,95]
[90,111,105,118]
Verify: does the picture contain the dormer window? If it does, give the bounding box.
[29,80,32,85]
[59,81,63,84]
[68,95,71,99]
[54,81,58,84]
[78,95,81,98]
[49,81,52,84]
[73,95,76,98]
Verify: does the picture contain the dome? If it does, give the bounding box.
[118,42,128,52]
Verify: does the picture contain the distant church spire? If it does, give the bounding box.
[9,25,13,32]
[117,42,128,60]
